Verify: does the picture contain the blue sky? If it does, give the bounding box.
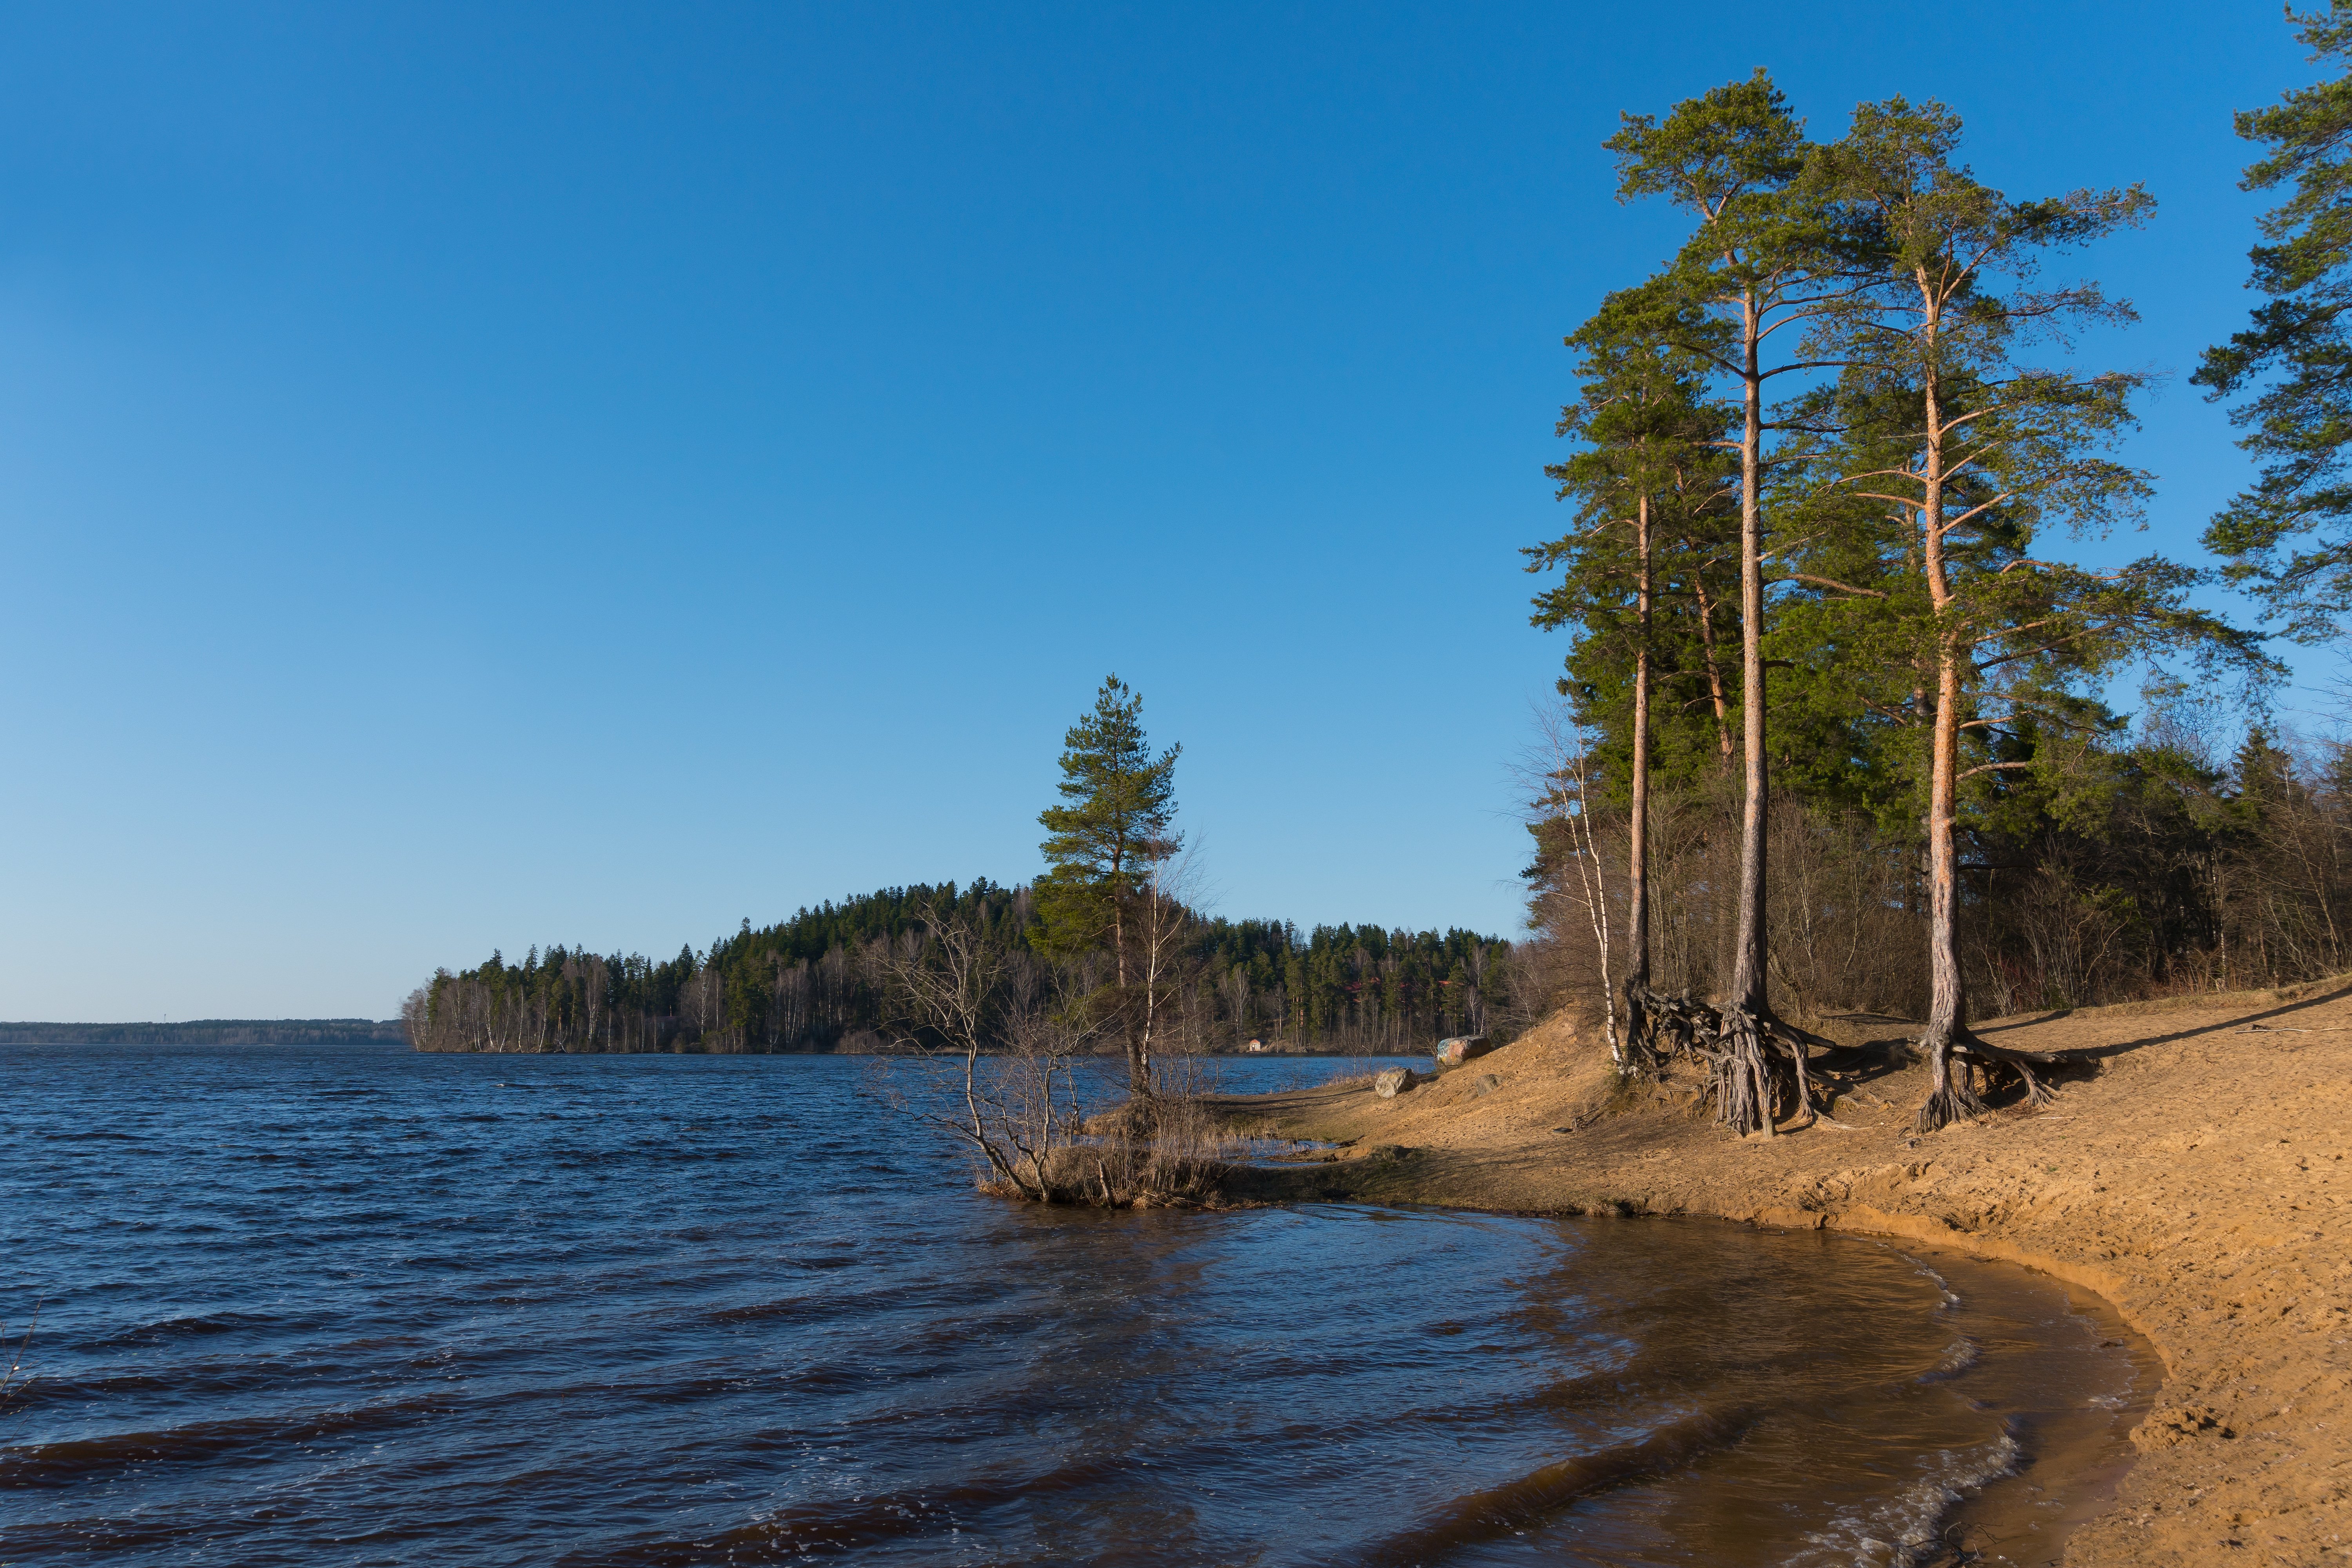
[0,1,2328,1020]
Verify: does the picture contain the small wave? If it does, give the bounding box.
[78,1310,300,1351]
[700,1295,835,1326]
[570,1455,1128,1565]
[1922,1337,1980,1381]
[1347,1405,1756,1567]
[9,1356,336,1408]
[1792,1426,2022,1567]
[0,1397,452,1486]
[1896,1251,1962,1310]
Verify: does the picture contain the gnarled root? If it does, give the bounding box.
[1704,1007,1825,1136]
[1915,1029,1985,1132]
[1626,984,1718,1071]
[1624,990,1829,1137]
[1710,1008,1773,1136]
[1916,1029,2060,1132]
[1957,1036,2060,1111]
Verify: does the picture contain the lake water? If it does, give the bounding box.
[0,1044,2149,1566]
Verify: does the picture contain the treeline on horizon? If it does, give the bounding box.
[0,1019,405,1046]
[402,880,1506,1056]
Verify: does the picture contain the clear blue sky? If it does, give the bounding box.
[0,1,2327,1020]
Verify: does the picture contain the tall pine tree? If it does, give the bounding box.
[1808,98,2261,1128]
[1531,285,1736,1064]
[1607,71,1865,1133]
[1034,675,1181,1093]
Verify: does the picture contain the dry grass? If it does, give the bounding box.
[1040,1084,1243,1207]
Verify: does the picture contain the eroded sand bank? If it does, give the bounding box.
[1214,980,2352,1565]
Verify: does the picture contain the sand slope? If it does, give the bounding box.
[1217,981,2352,1566]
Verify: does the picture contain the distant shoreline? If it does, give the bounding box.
[0,1020,405,1047]
[400,1042,1407,1058]
[0,1028,1416,1057]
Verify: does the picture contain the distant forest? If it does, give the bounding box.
[403,880,1507,1056]
[0,1020,405,1046]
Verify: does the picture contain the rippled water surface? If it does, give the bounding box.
[1,1045,2147,1566]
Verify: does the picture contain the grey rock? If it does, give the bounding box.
[1373,1067,1419,1099]
[1432,1034,1493,1072]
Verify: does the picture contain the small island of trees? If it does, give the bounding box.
[403,681,1503,1062]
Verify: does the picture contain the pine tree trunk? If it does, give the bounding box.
[1915,640,1982,1129]
[1914,278,1977,1130]
[1907,279,2050,1128]
[1730,298,1769,1019]
[1712,294,1784,1135]
[1625,493,1654,1060]
[1924,657,1964,1037]
[1707,290,1813,1136]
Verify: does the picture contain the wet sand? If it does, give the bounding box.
[1214,978,2352,1565]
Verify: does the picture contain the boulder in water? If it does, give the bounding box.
[1373,1067,1419,1099]
[1431,1035,1492,1072]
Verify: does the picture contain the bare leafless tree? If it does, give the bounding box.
[871,916,1091,1201]
[1522,706,1623,1068]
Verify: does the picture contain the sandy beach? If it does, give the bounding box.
[1217,980,2352,1565]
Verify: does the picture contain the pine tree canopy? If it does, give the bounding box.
[1033,675,1181,957]
[2195,0,2352,637]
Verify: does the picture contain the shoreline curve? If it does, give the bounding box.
[1212,977,2352,1566]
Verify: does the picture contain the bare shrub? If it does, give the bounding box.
[870,916,1091,1202]
[1068,1072,1236,1205]
[1519,782,1928,1030]
[871,902,1240,1207]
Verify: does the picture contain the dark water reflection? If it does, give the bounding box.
[0,1046,2144,1565]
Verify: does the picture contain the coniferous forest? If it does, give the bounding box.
[403,881,1504,1056]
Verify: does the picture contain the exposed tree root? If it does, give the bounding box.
[1617,988,1840,1137]
[1624,983,1716,1071]
[1710,1007,1773,1135]
[1771,1015,1830,1122]
[1958,1036,2061,1109]
[1700,1006,1831,1137]
[1915,1030,1985,1132]
[1916,1029,2062,1132]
